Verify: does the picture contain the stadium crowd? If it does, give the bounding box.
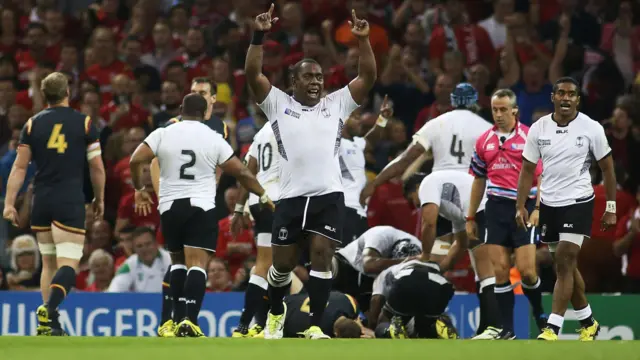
[0,0,639,298]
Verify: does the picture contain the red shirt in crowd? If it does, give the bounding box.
[99,102,152,132]
[15,49,58,81]
[83,60,134,104]
[413,104,453,133]
[591,184,636,240]
[367,180,418,235]
[615,210,640,279]
[429,24,494,67]
[117,192,161,231]
[112,155,135,200]
[173,52,211,85]
[216,215,255,277]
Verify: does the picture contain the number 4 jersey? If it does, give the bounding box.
[19,107,99,193]
[246,124,281,206]
[412,109,492,172]
[144,120,234,212]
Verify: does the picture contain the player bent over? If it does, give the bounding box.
[4,72,106,336]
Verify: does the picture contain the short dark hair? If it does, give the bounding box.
[182,93,208,119]
[131,226,156,241]
[123,35,141,47]
[334,318,361,339]
[192,77,217,94]
[119,224,138,235]
[41,72,69,105]
[26,22,47,34]
[166,60,185,71]
[291,58,322,78]
[552,77,580,93]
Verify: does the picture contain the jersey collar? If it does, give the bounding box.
[551,112,579,127]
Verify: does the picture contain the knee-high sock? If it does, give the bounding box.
[495,282,514,332]
[170,265,187,322]
[184,266,207,324]
[238,274,269,327]
[161,268,173,323]
[307,270,332,328]
[267,266,292,315]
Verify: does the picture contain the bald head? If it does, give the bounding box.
[181,93,208,120]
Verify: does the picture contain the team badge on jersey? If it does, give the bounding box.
[321,108,331,118]
[278,227,289,241]
[575,136,584,147]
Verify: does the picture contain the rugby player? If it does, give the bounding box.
[130,94,273,337]
[517,77,615,341]
[245,3,376,339]
[467,89,547,335]
[3,72,106,336]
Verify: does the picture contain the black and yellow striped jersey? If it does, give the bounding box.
[283,291,359,337]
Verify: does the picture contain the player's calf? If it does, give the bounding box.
[308,235,335,331]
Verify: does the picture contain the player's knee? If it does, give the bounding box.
[517,264,538,283]
[184,248,209,269]
[554,252,577,275]
[492,259,511,282]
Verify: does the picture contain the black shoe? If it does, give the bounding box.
[535,313,549,332]
[499,330,516,340]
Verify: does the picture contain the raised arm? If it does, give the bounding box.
[245,3,279,104]
[347,9,377,105]
[363,95,392,152]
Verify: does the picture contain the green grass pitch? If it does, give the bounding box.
[1,338,640,360]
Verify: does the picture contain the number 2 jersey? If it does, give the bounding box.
[246,125,280,206]
[144,120,234,213]
[412,109,491,172]
[19,107,99,197]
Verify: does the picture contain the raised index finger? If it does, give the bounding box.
[352,9,358,23]
[382,94,388,107]
[268,3,274,16]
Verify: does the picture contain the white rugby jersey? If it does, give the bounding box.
[413,109,492,172]
[247,125,281,206]
[337,226,422,277]
[340,136,367,216]
[418,170,487,234]
[522,112,611,207]
[372,260,444,297]
[257,86,360,198]
[107,249,172,293]
[144,120,234,213]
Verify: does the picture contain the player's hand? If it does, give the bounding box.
[379,94,393,119]
[260,195,276,212]
[515,206,529,229]
[528,208,540,227]
[230,212,247,237]
[359,183,374,207]
[349,9,370,38]
[134,190,155,216]
[91,198,104,220]
[465,220,478,240]
[600,211,617,232]
[3,205,18,227]
[254,3,278,31]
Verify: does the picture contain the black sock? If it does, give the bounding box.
[479,278,503,329]
[47,266,76,313]
[475,281,486,335]
[170,265,187,322]
[522,277,544,317]
[307,270,333,328]
[255,291,270,327]
[495,282,514,332]
[267,266,292,315]
[548,324,561,334]
[375,323,392,338]
[161,268,172,323]
[239,275,269,327]
[183,267,207,324]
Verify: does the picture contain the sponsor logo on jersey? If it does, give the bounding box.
[324,225,336,233]
[511,143,525,150]
[563,223,574,228]
[556,129,568,134]
[538,139,551,147]
[284,108,301,119]
[486,143,495,150]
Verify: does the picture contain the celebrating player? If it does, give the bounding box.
[467,89,547,335]
[3,72,106,336]
[230,123,281,338]
[129,94,273,337]
[516,77,616,341]
[245,3,376,339]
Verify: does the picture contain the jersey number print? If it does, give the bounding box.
[179,149,196,180]
[257,143,273,171]
[47,124,68,154]
[449,135,465,164]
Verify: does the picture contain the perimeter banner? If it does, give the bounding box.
[0,292,531,338]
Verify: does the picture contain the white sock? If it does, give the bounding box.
[548,313,564,329]
[574,305,592,321]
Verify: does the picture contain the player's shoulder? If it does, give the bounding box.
[353,136,366,149]
[576,112,604,131]
[163,117,181,127]
[254,123,274,140]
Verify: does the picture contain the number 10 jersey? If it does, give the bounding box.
[247,124,281,206]
[412,109,492,172]
[144,120,234,212]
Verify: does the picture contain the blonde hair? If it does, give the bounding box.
[41,72,69,105]
[10,234,40,272]
[88,249,114,269]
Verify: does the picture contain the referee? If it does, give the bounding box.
[516,77,616,341]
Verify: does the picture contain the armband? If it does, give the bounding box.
[376,115,389,128]
[251,31,265,45]
[234,203,245,214]
[465,216,475,222]
[606,201,616,214]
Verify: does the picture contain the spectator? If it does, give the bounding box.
[479,0,515,49]
[600,1,639,87]
[216,187,255,278]
[141,22,181,74]
[614,185,640,293]
[413,73,454,133]
[152,80,183,128]
[15,23,54,82]
[114,225,136,269]
[174,27,212,84]
[99,74,152,132]
[271,2,304,53]
[0,8,20,56]
[207,257,233,292]
[43,9,65,62]
[109,127,146,210]
[335,0,390,63]
[115,163,160,241]
[165,61,189,95]
[108,227,171,292]
[168,4,190,45]
[85,249,115,292]
[4,235,41,291]
[80,89,106,129]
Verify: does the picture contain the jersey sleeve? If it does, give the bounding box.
[107,261,134,292]
[411,118,434,152]
[143,128,164,155]
[19,118,33,148]
[247,135,259,160]
[212,134,235,165]
[470,134,488,178]
[257,86,289,123]
[362,226,395,255]
[590,122,612,161]
[522,122,540,163]
[84,116,100,145]
[326,86,360,119]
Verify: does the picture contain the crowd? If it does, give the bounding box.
[0,0,639,294]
